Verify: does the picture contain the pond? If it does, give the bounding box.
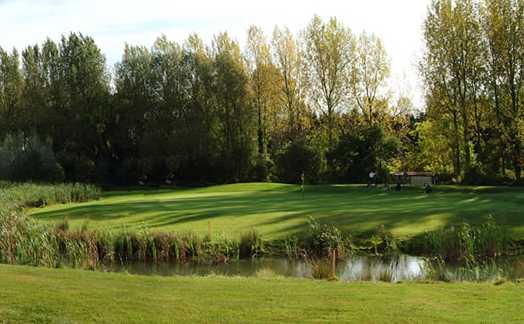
[103,254,524,282]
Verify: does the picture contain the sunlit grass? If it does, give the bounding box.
[30,183,524,240]
[0,264,523,323]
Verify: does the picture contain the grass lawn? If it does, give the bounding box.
[30,183,524,239]
[0,264,522,323]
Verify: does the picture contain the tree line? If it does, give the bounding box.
[0,6,523,186]
[421,0,524,182]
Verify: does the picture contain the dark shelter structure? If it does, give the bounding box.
[392,172,434,187]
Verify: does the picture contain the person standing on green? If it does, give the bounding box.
[300,172,305,198]
[368,170,376,187]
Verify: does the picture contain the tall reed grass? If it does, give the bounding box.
[408,217,512,264]
[1,219,267,269]
[0,182,101,267]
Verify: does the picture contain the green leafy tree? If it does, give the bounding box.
[0,48,23,138]
[351,32,390,126]
[303,16,354,148]
[421,0,485,178]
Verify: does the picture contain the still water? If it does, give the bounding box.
[104,254,524,282]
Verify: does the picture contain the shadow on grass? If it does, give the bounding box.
[31,185,524,239]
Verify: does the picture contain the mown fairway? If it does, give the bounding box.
[31,183,524,239]
[0,264,522,323]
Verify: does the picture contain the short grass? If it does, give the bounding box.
[0,264,522,323]
[30,183,524,239]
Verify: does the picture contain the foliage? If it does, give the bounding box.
[351,32,390,126]
[275,138,325,183]
[0,16,428,186]
[0,183,101,266]
[0,9,522,185]
[414,119,455,174]
[328,125,400,182]
[303,216,346,257]
[239,229,265,258]
[303,16,354,147]
[0,182,100,211]
[410,218,512,264]
[0,133,64,182]
[421,0,524,182]
[368,225,398,255]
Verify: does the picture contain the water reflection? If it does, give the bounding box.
[103,254,524,282]
[340,255,423,282]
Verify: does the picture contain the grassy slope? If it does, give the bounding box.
[0,265,522,324]
[30,183,524,239]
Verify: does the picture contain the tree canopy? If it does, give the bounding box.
[0,8,522,185]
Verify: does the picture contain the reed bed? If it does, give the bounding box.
[407,216,513,265]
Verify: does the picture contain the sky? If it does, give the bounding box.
[0,0,431,109]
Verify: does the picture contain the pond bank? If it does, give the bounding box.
[102,254,524,283]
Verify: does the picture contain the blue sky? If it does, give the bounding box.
[0,0,430,108]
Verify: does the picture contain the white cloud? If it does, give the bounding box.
[0,0,430,108]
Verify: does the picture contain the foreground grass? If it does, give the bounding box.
[31,183,524,239]
[0,265,522,323]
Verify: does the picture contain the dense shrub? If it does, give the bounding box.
[0,134,64,183]
[57,153,96,183]
[462,167,513,186]
[368,225,398,255]
[434,172,454,184]
[328,125,400,183]
[275,138,324,184]
[303,217,346,257]
[251,154,274,182]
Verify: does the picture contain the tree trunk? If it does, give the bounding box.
[452,111,461,177]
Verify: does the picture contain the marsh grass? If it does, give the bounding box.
[309,257,334,280]
[0,183,101,267]
[423,257,518,282]
[411,217,512,264]
[239,230,265,258]
[0,211,59,267]
[307,247,338,280]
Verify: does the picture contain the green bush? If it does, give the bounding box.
[0,133,64,183]
[368,225,398,255]
[463,167,513,186]
[327,125,400,183]
[251,154,274,182]
[303,217,346,257]
[275,138,324,184]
